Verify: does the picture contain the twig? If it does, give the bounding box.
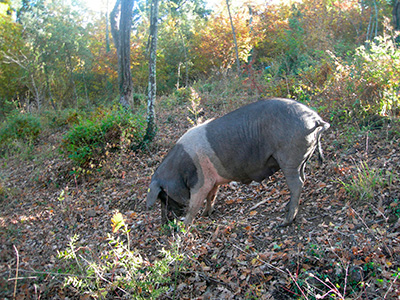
[8,276,38,281]
[74,174,79,192]
[13,245,19,299]
[308,272,344,299]
[4,268,96,279]
[343,263,349,298]
[384,269,399,299]
[249,197,271,211]
[350,207,370,230]
[79,254,132,297]
[287,269,308,299]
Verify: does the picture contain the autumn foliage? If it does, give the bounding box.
[1,0,400,298]
[0,0,397,114]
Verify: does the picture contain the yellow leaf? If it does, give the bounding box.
[250,211,257,216]
[111,212,125,233]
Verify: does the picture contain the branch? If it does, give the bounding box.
[13,245,19,299]
[2,50,28,70]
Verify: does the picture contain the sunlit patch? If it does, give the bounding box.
[0,210,55,228]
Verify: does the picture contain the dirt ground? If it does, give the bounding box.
[1,101,399,299]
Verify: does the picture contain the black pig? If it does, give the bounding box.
[147,98,330,226]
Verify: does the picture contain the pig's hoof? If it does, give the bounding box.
[278,220,293,227]
[202,207,214,217]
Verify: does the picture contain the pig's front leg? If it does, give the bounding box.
[161,201,168,224]
[184,188,209,225]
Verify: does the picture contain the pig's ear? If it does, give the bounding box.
[147,180,161,209]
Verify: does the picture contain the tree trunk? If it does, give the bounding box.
[65,48,78,107]
[44,66,57,111]
[106,0,111,53]
[394,0,400,32]
[110,0,134,109]
[226,0,240,75]
[110,0,120,49]
[145,0,159,142]
[180,31,189,87]
[373,0,378,39]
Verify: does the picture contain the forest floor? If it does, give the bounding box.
[1,98,400,299]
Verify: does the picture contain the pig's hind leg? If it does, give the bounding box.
[203,185,219,217]
[281,166,304,226]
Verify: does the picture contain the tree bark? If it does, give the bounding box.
[394,0,400,31]
[226,0,240,75]
[110,0,134,109]
[145,0,159,142]
[180,30,189,87]
[106,0,111,53]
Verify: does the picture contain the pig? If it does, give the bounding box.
[147,98,330,226]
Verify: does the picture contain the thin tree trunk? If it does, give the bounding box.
[226,0,240,75]
[179,30,189,87]
[106,0,110,53]
[394,0,400,31]
[145,0,159,142]
[110,0,134,109]
[44,66,57,110]
[394,0,400,43]
[183,39,189,87]
[65,49,78,107]
[177,62,181,89]
[30,74,42,112]
[110,0,120,49]
[366,7,372,44]
[359,0,364,33]
[373,0,378,38]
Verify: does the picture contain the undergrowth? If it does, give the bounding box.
[283,214,400,300]
[0,113,42,147]
[57,212,186,299]
[339,161,393,202]
[61,106,145,168]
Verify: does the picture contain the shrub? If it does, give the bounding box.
[41,108,82,129]
[174,87,192,105]
[323,32,400,122]
[355,35,400,116]
[0,181,5,201]
[61,107,145,168]
[0,112,41,145]
[57,212,184,298]
[339,161,392,202]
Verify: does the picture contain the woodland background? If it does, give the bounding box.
[0,0,400,299]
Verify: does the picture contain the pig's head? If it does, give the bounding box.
[159,189,186,220]
[146,144,199,223]
[147,179,187,222]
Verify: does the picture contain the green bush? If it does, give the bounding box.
[324,34,400,122]
[355,36,400,115]
[0,112,41,145]
[41,108,82,129]
[57,212,184,298]
[61,107,145,167]
[0,181,5,201]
